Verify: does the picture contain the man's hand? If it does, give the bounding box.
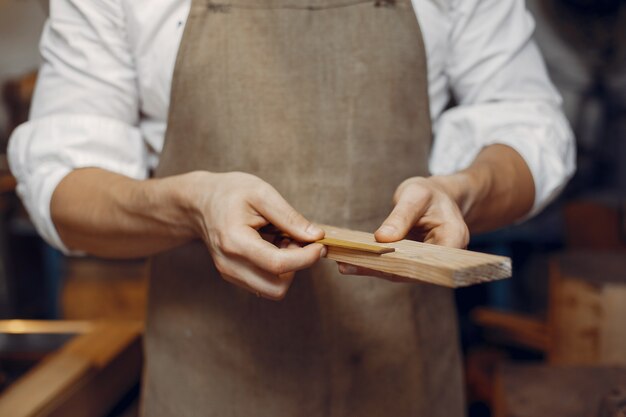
[375,176,469,248]
[51,146,532,289]
[337,144,536,281]
[337,176,469,281]
[183,171,326,300]
[52,168,325,301]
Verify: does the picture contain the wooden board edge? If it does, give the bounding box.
[451,259,512,288]
[325,247,457,287]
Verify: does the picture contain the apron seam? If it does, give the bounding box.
[194,0,409,12]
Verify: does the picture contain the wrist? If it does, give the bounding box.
[429,169,490,217]
[131,173,204,240]
[170,171,217,238]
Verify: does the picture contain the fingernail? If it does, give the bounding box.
[340,264,358,275]
[306,223,323,237]
[320,246,328,257]
[376,225,395,236]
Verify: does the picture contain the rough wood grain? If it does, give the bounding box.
[320,225,511,287]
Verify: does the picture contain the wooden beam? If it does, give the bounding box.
[471,307,549,351]
[0,321,142,417]
[320,225,511,287]
[0,320,94,334]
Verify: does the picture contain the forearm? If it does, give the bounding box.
[433,144,535,233]
[50,168,325,299]
[51,168,198,258]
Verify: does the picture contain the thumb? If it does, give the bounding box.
[255,187,324,242]
[375,195,429,243]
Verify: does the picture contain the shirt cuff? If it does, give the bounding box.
[8,114,148,254]
[430,100,576,218]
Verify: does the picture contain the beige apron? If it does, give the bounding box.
[144,0,464,416]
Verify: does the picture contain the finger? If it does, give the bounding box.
[231,227,326,275]
[254,187,324,242]
[277,240,300,281]
[220,272,257,294]
[219,258,293,300]
[337,262,414,283]
[243,263,293,300]
[215,258,264,294]
[424,223,469,249]
[278,270,295,281]
[375,190,431,243]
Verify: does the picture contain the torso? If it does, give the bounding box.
[142,1,463,415]
[119,0,454,170]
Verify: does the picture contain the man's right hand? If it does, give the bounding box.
[180,171,326,300]
[51,168,325,301]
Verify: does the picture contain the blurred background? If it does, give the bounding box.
[0,0,625,416]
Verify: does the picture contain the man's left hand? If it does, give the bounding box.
[337,176,469,280]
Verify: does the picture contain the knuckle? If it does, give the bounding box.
[213,257,232,277]
[394,178,420,203]
[217,232,239,256]
[407,184,432,203]
[212,229,226,247]
[398,177,421,192]
[284,207,305,227]
[248,182,272,204]
[267,255,288,275]
[396,185,431,208]
[266,285,288,301]
[233,171,256,183]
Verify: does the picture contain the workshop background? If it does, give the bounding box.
[0,0,625,416]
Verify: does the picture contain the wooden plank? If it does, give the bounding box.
[316,237,395,254]
[320,225,511,287]
[261,225,394,254]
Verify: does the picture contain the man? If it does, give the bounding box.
[8,0,575,415]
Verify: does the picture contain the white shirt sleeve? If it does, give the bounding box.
[7,0,148,253]
[429,0,576,217]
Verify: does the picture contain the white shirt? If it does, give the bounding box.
[8,0,576,253]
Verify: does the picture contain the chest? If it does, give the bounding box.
[122,0,451,121]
